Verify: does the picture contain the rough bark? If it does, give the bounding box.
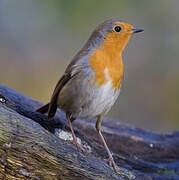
[0,84,179,180]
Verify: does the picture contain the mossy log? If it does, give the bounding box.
[0,84,179,180]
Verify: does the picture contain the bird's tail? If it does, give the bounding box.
[36,103,50,114]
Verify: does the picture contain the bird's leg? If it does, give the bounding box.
[96,115,119,174]
[66,113,84,151]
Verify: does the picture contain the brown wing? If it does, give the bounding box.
[47,73,71,119]
[35,73,71,118]
[36,43,90,118]
[35,72,73,118]
[47,47,91,118]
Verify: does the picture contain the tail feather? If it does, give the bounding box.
[36,103,49,114]
[47,103,57,119]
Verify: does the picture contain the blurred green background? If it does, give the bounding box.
[0,0,179,132]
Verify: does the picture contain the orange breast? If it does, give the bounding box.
[89,32,125,89]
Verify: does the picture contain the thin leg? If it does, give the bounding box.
[96,115,119,174]
[66,113,84,151]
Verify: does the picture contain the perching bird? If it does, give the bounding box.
[36,18,143,174]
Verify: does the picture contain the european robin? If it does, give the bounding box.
[36,18,143,174]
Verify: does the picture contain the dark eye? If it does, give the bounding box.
[114,26,121,32]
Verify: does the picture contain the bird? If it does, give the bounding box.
[36,18,143,174]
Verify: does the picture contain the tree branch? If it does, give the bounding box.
[0,84,179,180]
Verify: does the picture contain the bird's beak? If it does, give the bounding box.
[130,28,144,34]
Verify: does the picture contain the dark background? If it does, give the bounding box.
[0,0,179,132]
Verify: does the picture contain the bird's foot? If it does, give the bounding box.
[72,139,85,152]
[106,156,120,175]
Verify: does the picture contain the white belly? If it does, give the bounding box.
[57,72,120,119]
[84,80,120,118]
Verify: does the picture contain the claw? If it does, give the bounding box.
[72,139,85,152]
[106,156,119,174]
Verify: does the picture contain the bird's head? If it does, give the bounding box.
[88,18,144,52]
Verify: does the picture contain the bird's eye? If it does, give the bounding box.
[114,26,121,32]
